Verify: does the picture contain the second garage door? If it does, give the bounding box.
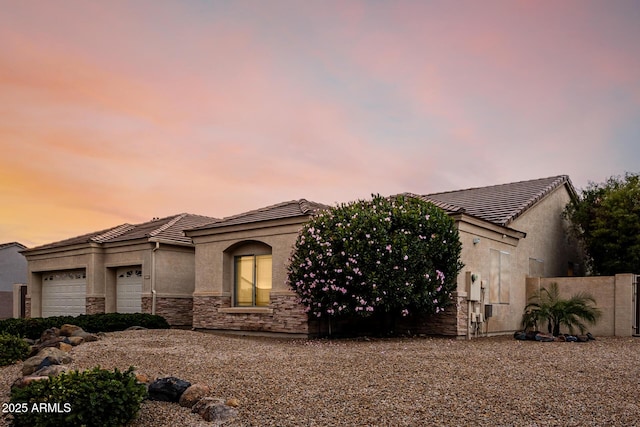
[116,267,142,313]
[41,270,86,317]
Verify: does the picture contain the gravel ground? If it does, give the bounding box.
[1,329,640,426]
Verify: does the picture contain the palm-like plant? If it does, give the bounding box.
[522,282,602,336]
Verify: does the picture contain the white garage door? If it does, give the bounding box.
[42,270,86,317]
[117,267,142,313]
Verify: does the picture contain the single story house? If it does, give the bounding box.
[0,242,28,319]
[186,175,583,337]
[21,213,217,326]
[185,200,329,335]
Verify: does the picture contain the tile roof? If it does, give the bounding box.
[420,175,574,226]
[0,242,27,250]
[188,199,329,231]
[24,214,218,252]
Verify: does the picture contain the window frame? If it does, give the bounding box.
[233,254,272,307]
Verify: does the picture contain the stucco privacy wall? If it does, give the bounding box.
[191,218,309,335]
[525,275,635,337]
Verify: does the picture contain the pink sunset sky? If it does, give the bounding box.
[1,0,639,247]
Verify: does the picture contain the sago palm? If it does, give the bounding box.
[522,282,601,336]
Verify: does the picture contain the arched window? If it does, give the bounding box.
[235,254,272,306]
[226,241,272,307]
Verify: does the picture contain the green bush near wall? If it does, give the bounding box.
[0,333,31,366]
[9,366,146,427]
[0,313,170,340]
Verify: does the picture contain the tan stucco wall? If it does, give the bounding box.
[193,221,303,298]
[526,274,635,337]
[456,220,520,335]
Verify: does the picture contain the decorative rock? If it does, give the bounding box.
[11,376,50,389]
[71,330,99,342]
[201,403,238,423]
[179,384,211,408]
[58,342,73,353]
[66,336,85,346]
[192,397,224,417]
[33,365,69,377]
[40,328,60,342]
[29,337,65,356]
[225,398,239,407]
[148,377,192,402]
[135,372,150,384]
[125,326,147,331]
[60,324,84,337]
[22,347,73,375]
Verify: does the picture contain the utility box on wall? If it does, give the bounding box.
[466,271,481,302]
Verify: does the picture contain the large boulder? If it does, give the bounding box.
[33,365,69,377]
[71,330,99,342]
[192,397,224,417]
[148,377,191,402]
[191,397,238,423]
[39,328,60,342]
[22,347,72,376]
[60,324,84,337]
[179,384,210,408]
[201,402,238,423]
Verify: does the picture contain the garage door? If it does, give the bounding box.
[42,270,86,317]
[117,267,142,313]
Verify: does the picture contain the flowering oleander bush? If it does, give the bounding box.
[287,194,463,326]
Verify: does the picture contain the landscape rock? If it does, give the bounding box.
[148,377,191,402]
[22,347,73,375]
[71,330,99,342]
[192,397,224,417]
[40,327,60,342]
[29,337,65,356]
[135,372,150,384]
[125,326,147,331]
[11,375,50,389]
[201,402,238,423]
[57,342,73,353]
[225,398,240,407]
[33,364,69,377]
[66,336,85,346]
[60,324,84,337]
[179,383,210,408]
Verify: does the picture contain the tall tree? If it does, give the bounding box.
[564,172,640,275]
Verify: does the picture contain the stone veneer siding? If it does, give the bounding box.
[142,296,193,327]
[86,297,105,315]
[193,294,309,335]
[25,297,31,319]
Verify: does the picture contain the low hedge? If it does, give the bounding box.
[0,333,31,366]
[0,313,170,340]
[9,366,146,427]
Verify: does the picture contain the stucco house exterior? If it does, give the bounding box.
[185,200,329,336]
[417,174,583,337]
[0,242,28,319]
[21,213,216,326]
[187,175,582,337]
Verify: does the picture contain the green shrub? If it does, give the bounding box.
[287,194,463,332]
[9,366,146,427]
[0,313,170,340]
[0,333,31,366]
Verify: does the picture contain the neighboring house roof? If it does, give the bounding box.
[0,242,27,251]
[23,214,218,252]
[188,199,330,231]
[421,175,574,226]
